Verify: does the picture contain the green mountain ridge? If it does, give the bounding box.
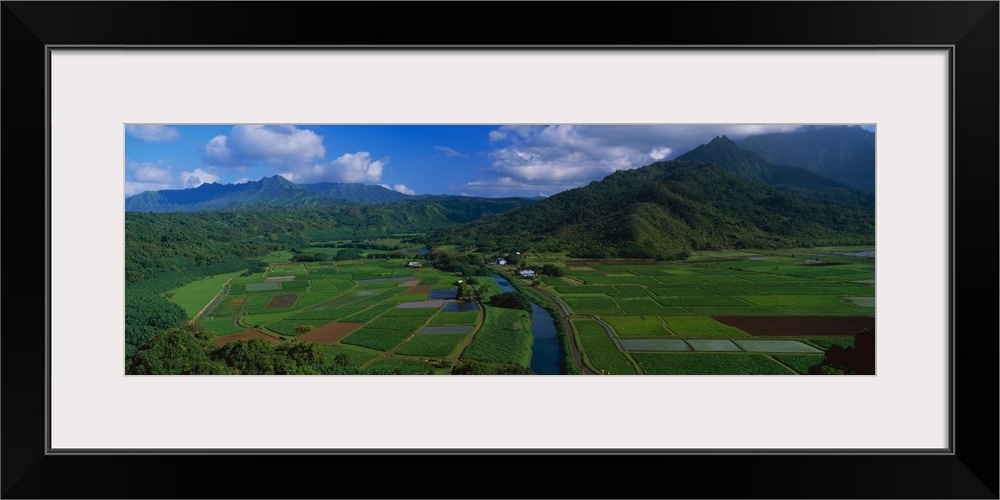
[738,125,876,190]
[429,159,875,259]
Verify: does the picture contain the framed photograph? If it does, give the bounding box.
[4,2,996,498]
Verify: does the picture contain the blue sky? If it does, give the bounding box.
[125,124,876,198]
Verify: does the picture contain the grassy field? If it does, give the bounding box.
[461,306,533,367]
[600,316,669,337]
[573,319,636,375]
[632,353,793,375]
[185,247,872,375]
[396,334,467,357]
[165,269,247,318]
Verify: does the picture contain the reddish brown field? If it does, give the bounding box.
[212,330,281,346]
[226,297,246,307]
[713,316,875,337]
[298,322,365,344]
[266,294,297,309]
[397,280,421,287]
[403,285,431,295]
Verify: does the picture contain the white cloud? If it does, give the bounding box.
[180,168,221,188]
[380,183,415,195]
[649,147,672,160]
[128,162,173,183]
[434,145,467,158]
[125,161,178,196]
[474,124,806,195]
[281,152,386,184]
[460,176,575,198]
[125,181,174,197]
[203,125,325,167]
[234,178,252,184]
[126,125,179,142]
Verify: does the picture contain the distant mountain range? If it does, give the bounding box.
[430,134,874,259]
[125,176,411,212]
[739,125,875,190]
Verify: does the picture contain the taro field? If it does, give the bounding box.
[191,259,489,374]
[524,247,875,375]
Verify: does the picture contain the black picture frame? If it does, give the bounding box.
[3,2,997,498]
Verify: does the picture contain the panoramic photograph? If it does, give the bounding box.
[124,124,875,375]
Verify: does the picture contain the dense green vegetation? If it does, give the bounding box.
[489,291,532,311]
[128,324,326,375]
[429,156,874,260]
[461,306,533,368]
[573,319,636,375]
[165,270,247,318]
[396,334,467,357]
[632,353,792,375]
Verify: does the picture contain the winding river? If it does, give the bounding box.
[490,274,563,375]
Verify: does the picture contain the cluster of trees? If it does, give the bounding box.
[489,291,532,312]
[809,328,875,375]
[128,324,430,375]
[456,279,492,302]
[128,325,326,375]
[425,253,492,277]
[451,361,534,375]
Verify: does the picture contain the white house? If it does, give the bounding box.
[519,269,535,278]
[407,261,421,268]
[497,258,507,265]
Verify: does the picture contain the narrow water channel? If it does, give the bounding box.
[490,274,564,375]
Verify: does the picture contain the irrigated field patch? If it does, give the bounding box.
[633,353,791,375]
[619,339,690,351]
[341,328,413,351]
[663,316,749,338]
[686,339,741,352]
[366,315,430,332]
[601,316,669,336]
[739,295,849,307]
[266,294,297,309]
[419,325,474,335]
[246,282,281,291]
[429,310,478,325]
[846,296,875,307]
[403,285,431,295]
[397,300,445,309]
[562,297,623,315]
[733,340,823,353]
[298,322,365,344]
[397,334,467,357]
[713,316,874,337]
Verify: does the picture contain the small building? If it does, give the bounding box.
[519,269,535,278]
[407,261,421,268]
[497,258,507,265]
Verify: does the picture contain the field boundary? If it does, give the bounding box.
[191,278,235,323]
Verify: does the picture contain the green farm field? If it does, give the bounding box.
[165,269,248,318]
[169,246,872,376]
